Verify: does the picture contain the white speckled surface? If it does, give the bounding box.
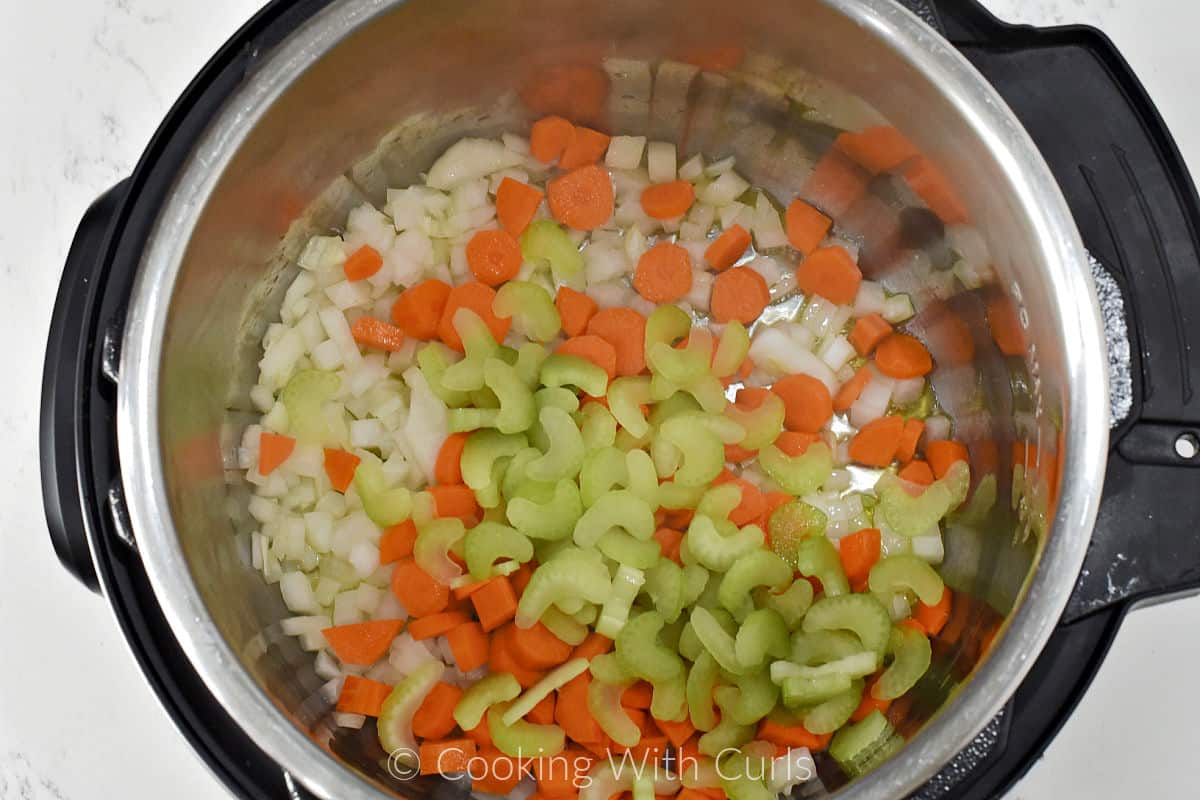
[3,1,1199,797]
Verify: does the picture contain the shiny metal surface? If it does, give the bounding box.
[117,0,1108,797]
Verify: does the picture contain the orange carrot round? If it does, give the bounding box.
[586,307,647,377]
[323,447,361,492]
[343,244,384,281]
[391,559,450,617]
[796,246,862,305]
[438,282,512,351]
[771,374,833,434]
[496,177,544,237]
[711,266,770,324]
[351,316,407,352]
[849,415,905,467]
[530,115,575,164]
[926,440,969,479]
[558,335,618,379]
[258,432,295,476]
[555,286,599,337]
[875,333,934,378]
[704,224,751,271]
[785,199,833,256]
[547,164,615,230]
[640,180,696,220]
[435,432,470,485]
[775,431,818,457]
[633,241,693,303]
[392,278,451,340]
[559,126,612,170]
[466,228,523,287]
[848,313,893,356]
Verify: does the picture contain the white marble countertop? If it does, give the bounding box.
[3,1,1200,797]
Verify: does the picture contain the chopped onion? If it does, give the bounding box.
[923,414,952,444]
[751,193,789,250]
[818,334,855,372]
[280,572,319,614]
[333,712,366,730]
[314,649,342,680]
[749,326,837,391]
[248,495,279,525]
[678,153,705,181]
[349,540,382,580]
[319,307,364,368]
[883,293,915,323]
[686,202,716,232]
[767,748,816,794]
[318,676,345,705]
[402,366,449,484]
[700,170,750,207]
[259,328,305,387]
[298,236,347,271]
[849,372,895,428]
[426,138,524,190]
[606,135,647,170]
[501,132,530,155]
[586,281,635,309]
[685,270,714,312]
[647,141,677,183]
[584,243,629,284]
[281,615,331,637]
[373,590,409,622]
[389,632,438,675]
[344,204,396,256]
[250,532,266,570]
[333,590,364,626]
[892,377,925,406]
[853,280,887,317]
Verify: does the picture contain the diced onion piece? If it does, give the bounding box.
[678,154,705,182]
[700,171,750,207]
[281,615,331,637]
[334,712,366,729]
[299,236,347,271]
[647,141,677,183]
[849,373,895,428]
[606,136,647,170]
[818,334,855,372]
[852,281,887,317]
[427,138,524,190]
[749,326,836,392]
[882,294,915,323]
[280,571,319,614]
[911,534,945,564]
[752,193,789,250]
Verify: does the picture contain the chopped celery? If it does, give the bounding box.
[769,652,878,684]
[725,393,786,450]
[829,710,903,778]
[951,472,997,527]
[616,611,685,682]
[541,353,609,398]
[596,564,646,638]
[414,518,466,584]
[536,386,581,414]
[378,660,445,757]
[696,484,743,521]
[597,529,661,568]
[686,652,722,731]
[802,594,892,659]
[868,554,945,606]
[690,606,746,675]
[521,219,584,290]
[644,559,686,624]
[711,322,750,378]
[803,678,864,734]
[758,442,834,495]
[573,490,655,547]
[658,481,707,511]
[501,446,542,500]
[608,377,653,438]
[697,692,755,755]
[462,430,528,492]
[448,407,500,432]
[651,672,689,722]
[453,672,521,730]
[579,402,618,449]
[483,358,537,433]
[589,652,632,685]
[514,342,550,388]
[588,678,641,747]
[418,343,471,407]
[506,478,583,540]
[540,606,590,646]
[661,413,739,486]
[501,658,590,725]
[794,535,850,597]
[873,624,932,700]
[648,391,703,427]
[442,309,500,392]
[719,550,793,619]
[717,669,780,725]
[493,281,562,342]
[527,407,586,482]
[644,305,692,354]
[463,521,532,580]
[733,608,790,669]
[679,621,704,662]
[682,563,711,607]
[758,580,814,628]
[625,449,660,505]
[877,459,970,537]
[516,547,612,628]
[790,630,867,666]
[767,501,828,568]
[487,703,565,758]
[580,447,628,506]
[780,673,852,707]
[281,369,340,443]
[473,459,509,509]
[651,436,682,479]
[718,751,775,800]
[687,515,766,572]
[353,454,412,527]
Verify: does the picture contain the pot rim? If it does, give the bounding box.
[117,1,1110,798]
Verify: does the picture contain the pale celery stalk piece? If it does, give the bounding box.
[353,453,412,527]
[733,607,790,669]
[758,580,814,629]
[790,630,867,667]
[463,521,533,580]
[717,669,780,725]
[521,219,585,290]
[802,594,893,658]
[501,658,590,725]
[718,550,793,619]
[442,308,500,392]
[686,651,722,731]
[608,376,653,438]
[829,710,904,778]
[580,402,618,449]
[795,534,850,597]
[453,672,521,730]
[588,678,642,747]
[484,358,537,433]
[414,518,467,584]
[541,353,609,398]
[650,671,689,722]
[686,514,765,572]
[873,624,932,700]
[711,322,750,378]
[868,554,945,606]
[769,651,879,684]
[596,564,646,638]
[616,610,685,682]
[803,678,865,734]
[506,478,584,540]
[527,406,586,482]
[690,606,747,675]
[281,369,340,443]
[540,606,590,645]
[878,459,970,537]
[487,703,566,758]
[515,547,612,628]
[781,673,853,707]
[493,280,562,342]
[379,660,446,757]
[461,430,528,491]
[697,692,756,755]
[725,393,786,450]
[573,489,655,547]
[758,442,834,495]
[580,447,628,507]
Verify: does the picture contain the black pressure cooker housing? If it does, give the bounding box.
[40,1,1200,797]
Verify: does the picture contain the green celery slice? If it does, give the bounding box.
[281,369,341,443]
[869,554,945,606]
[378,660,445,757]
[573,489,655,548]
[767,501,828,568]
[521,219,584,290]
[453,672,521,731]
[493,280,562,342]
[803,678,864,735]
[596,564,646,638]
[878,460,970,537]
[414,518,466,584]
[733,607,790,670]
[686,651,721,731]
[516,547,611,628]
[541,353,609,398]
[873,624,932,701]
[501,658,590,725]
[463,521,533,580]
[802,594,892,659]
[686,514,765,572]
[506,478,583,541]
[527,406,586,482]
[616,610,685,683]
[487,703,565,758]
[718,550,793,619]
[690,606,746,675]
[758,442,834,495]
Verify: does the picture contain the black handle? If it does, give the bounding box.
[40,181,130,593]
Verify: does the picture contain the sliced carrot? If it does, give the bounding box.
[322,448,361,493]
[926,440,969,479]
[622,682,654,709]
[413,681,464,739]
[712,473,765,527]
[471,576,518,632]
[258,432,295,476]
[533,747,593,795]
[380,520,418,564]
[446,621,490,672]
[785,199,832,256]
[343,244,384,281]
[850,676,893,723]
[758,491,793,531]
[496,177,545,237]
[775,430,818,457]
[557,674,605,743]
[986,292,1025,356]
[849,313,893,356]
[801,147,870,219]
[771,374,833,434]
[531,115,575,164]
[558,335,618,380]
[510,622,574,670]
[572,632,614,661]
[796,246,862,306]
[875,333,933,379]
[438,281,511,351]
[466,718,494,749]
[833,366,872,413]
[547,164,615,231]
[653,716,696,748]
[902,156,969,224]
[418,738,477,776]
[430,484,481,524]
[663,508,694,530]
[409,611,471,641]
[725,443,758,463]
[473,748,527,794]
[392,278,452,340]
[835,127,919,175]
[466,228,523,287]
[560,126,612,170]
[435,432,470,486]
[711,266,770,324]
[350,316,406,352]
[586,308,647,377]
[491,624,549,687]
[556,287,598,338]
[704,224,751,272]
[391,560,450,617]
[653,528,684,564]
[634,242,693,303]
[914,587,953,637]
[839,528,881,589]
[896,418,924,463]
[336,675,393,717]
[641,180,696,220]
[629,736,669,761]
[322,619,405,666]
[898,460,935,486]
[527,693,557,725]
[756,719,832,751]
[849,415,905,467]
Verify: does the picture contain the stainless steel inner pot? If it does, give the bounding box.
[116,0,1109,796]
